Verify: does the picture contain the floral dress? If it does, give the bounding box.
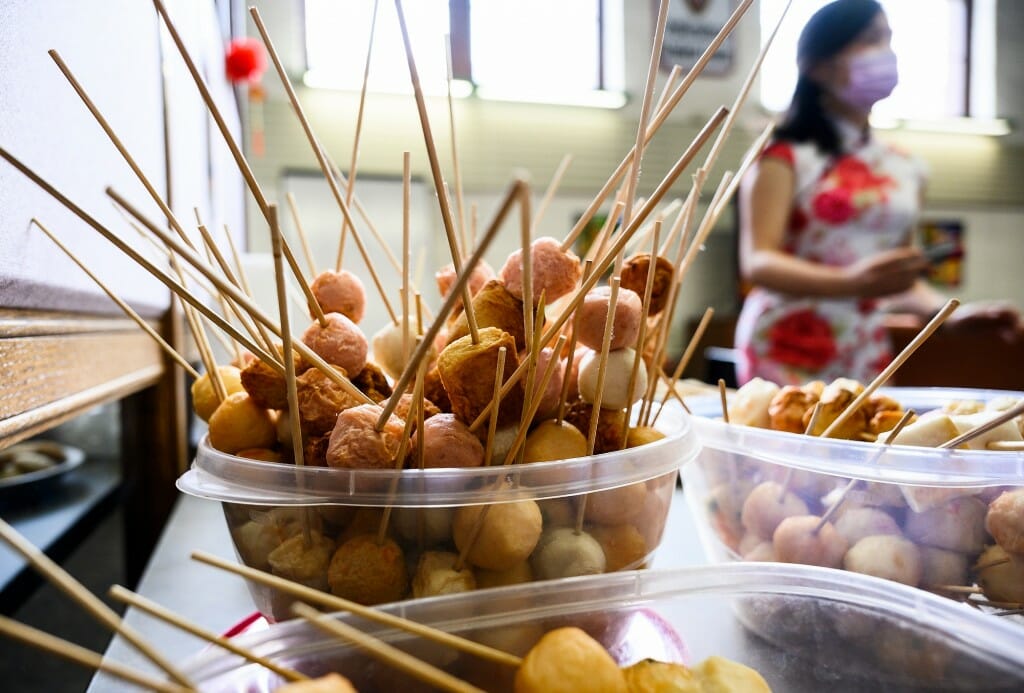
[735,120,927,386]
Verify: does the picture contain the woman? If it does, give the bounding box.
[735,0,1017,386]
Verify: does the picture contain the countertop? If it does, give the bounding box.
[87,486,705,691]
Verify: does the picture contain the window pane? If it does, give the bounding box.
[305,0,450,94]
[470,0,602,96]
[759,0,968,118]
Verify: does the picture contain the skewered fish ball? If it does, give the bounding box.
[451,498,543,572]
[531,527,607,579]
[474,560,534,589]
[392,392,441,426]
[727,377,780,428]
[844,535,922,586]
[706,481,754,550]
[240,346,302,411]
[436,259,494,309]
[267,531,336,592]
[327,534,409,605]
[590,523,647,571]
[208,391,277,454]
[310,269,366,323]
[191,365,244,421]
[523,420,588,463]
[302,312,368,376]
[392,507,454,548]
[500,236,583,305]
[626,426,665,448]
[584,482,646,526]
[904,496,988,554]
[833,507,902,546]
[514,626,627,693]
[975,544,1024,603]
[411,551,476,599]
[803,379,869,439]
[741,481,810,540]
[525,346,564,420]
[447,279,530,351]
[325,404,406,470]
[296,365,364,436]
[985,488,1024,555]
[575,285,642,351]
[619,253,674,316]
[371,321,435,381]
[578,347,646,410]
[773,515,848,568]
[233,520,288,571]
[412,413,484,469]
[918,546,969,587]
[438,327,524,427]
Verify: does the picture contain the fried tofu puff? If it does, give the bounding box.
[438,327,524,427]
[590,524,647,571]
[768,385,817,434]
[349,362,393,403]
[514,627,627,693]
[267,531,336,592]
[619,253,674,316]
[295,365,364,436]
[622,659,699,692]
[563,402,627,455]
[208,391,277,454]
[452,498,543,572]
[803,379,869,439]
[191,366,245,421]
[310,269,366,324]
[275,672,357,693]
[446,279,531,352]
[327,534,408,605]
[411,551,476,599]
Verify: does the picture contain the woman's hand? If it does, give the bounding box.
[842,247,928,297]
[945,300,1023,342]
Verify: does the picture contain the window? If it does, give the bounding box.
[759,0,997,124]
[303,0,624,107]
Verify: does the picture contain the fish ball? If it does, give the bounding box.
[500,236,582,305]
[741,481,810,540]
[207,392,276,454]
[325,404,406,470]
[833,507,902,546]
[904,496,988,553]
[985,488,1024,555]
[773,515,847,568]
[452,499,543,572]
[267,531,335,592]
[531,527,607,579]
[578,348,646,410]
[301,312,368,375]
[310,269,366,324]
[575,286,642,351]
[411,551,476,599]
[191,366,244,421]
[327,534,408,605]
[514,627,626,693]
[843,535,922,586]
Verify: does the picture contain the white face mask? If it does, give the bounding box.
[837,47,899,110]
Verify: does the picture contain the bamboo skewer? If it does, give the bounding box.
[393,0,478,342]
[481,347,508,469]
[286,192,318,277]
[555,260,594,425]
[31,219,199,379]
[336,0,380,270]
[469,110,728,432]
[191,551,522,668]
[108,585,306,682]
[560,0,753,252]
[402,152,413,363]
[0,519,193,687]
[621,222,661,448]
[444,33,469,257]
[166,251,227,402]
[650,306,715,426]
[775,403,825,504]
[941,400,1024,449]
[293,603,484,693]
[248,9,397,327]
[0,616,189,693]
[279,234,329,328]
[718,379,730,424]
[622,0,671,229]
[820,299,960,439]
[198,236,245,366]
[531,154,574,235]
[375,178,527,430]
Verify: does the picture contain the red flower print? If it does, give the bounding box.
[790,207,809,233]
[812,188,856,225]
[857,298,879,314]
[766,309,838,371]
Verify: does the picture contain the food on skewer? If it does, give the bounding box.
[438,327,524,426]
[499,236,582,305]
[268,532,337,592]
[575,286,642,352]
[904,497,988,555]
[514,626,626,693]
[302,312,369,376]
[525,346,564,421]
[446,279,531,351]
[740,482,809,541]
[452,498,543,572]
[310,269,367,324]
[191,365,245,421]
[578,348,647,411]
[295,366,365,436]
[412,413,484,469]
[974,545,1024,603]
[772,515,847,569]
[522,420,588,463]
[436,260,494,310]
[725,378,780,429]
[241,346,298,410]
[832,507,902,546]
[530,527,607,580]
[325,404,406,470]
[207,391,278,455]
[411,551,477,599]
[327,534,408,606]
[986,489,1024,554]
[843,535,923,587]
[618,253,674,316]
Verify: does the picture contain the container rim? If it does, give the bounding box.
[177,402,699,507]
[180,561,1024,681]
[689,386,1024,487]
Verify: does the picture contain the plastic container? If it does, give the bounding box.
[180,562,1024,692]
[177,403,698,619]
[681,386,1024,596]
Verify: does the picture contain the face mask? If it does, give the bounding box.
[837,48,898,111]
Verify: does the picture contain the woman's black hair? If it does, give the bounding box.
[775,0,882,156]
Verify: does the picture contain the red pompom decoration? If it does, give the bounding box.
[225,37,267,84]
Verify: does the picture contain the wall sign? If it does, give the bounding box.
[660,0,736,76]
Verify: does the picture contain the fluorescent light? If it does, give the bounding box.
[302,69,474,99]
[474,86,627,110]
[870,115,1012,136]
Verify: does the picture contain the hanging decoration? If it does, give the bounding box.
[225,37,268,157]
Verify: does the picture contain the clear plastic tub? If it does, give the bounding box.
[179,562,1024,692]
[177,404,698,619]
[681,386,1024,596]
